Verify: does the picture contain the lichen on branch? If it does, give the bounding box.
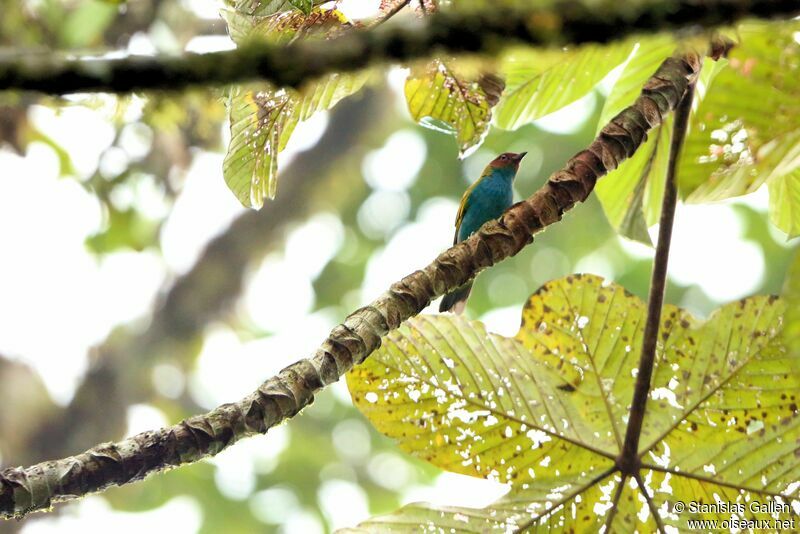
[0,48,702,519]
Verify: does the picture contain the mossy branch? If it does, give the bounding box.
[0,49,702,519]
[0,0,794,95]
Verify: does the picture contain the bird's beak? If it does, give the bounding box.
[514,152,528,162]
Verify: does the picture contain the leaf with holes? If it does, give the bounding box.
[221,2,362,207]
[493,40,634,130]
[224,72,369,207]
[405,60,504,156]
[345,274,798,531]
[678,21,800,236]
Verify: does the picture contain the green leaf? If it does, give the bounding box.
[783,250,800,356]
[224,87,293,207]
[221,2,361,207]
[597,36,676,129]
[347,275,797,531]
[404,61,504,156]
[342,461,623,533]
[346,469,676,532]
[222,5,349,45]
[680,22,800,196]
[493,41,634,130]
[762,130,800,237]
[224,73,369,207]
[596,115,672,245]
[599,24,800,240]
[678,22,800,234]
[769,170,800,237]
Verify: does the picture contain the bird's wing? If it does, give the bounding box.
[453,166,492,244]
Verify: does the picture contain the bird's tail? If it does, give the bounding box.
[439,282,473,314]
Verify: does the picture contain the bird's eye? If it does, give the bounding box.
[500,155,507,160]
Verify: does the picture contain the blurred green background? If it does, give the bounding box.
[0,1,797,533]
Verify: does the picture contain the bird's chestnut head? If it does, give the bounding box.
[489,151,527,169]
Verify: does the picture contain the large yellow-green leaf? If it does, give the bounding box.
[493,41,634,130]
[343,462,623,532]
[224,73,368,207]
[678,21,800,235]
[404,61,504,156]
[346,274,798,531]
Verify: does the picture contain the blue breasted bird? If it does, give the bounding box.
[439,151,527,314]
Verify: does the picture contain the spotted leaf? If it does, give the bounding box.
[221,2,362,207]
[405,60,504,156]
[224,72,368,207]
[346,274,798,531]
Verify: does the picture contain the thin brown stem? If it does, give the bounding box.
[617,80,697,473]
[634,472,667,533]
[602,474,627,532]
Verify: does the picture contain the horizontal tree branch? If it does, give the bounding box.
[0,49,701,518]
[0,0,794,95]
